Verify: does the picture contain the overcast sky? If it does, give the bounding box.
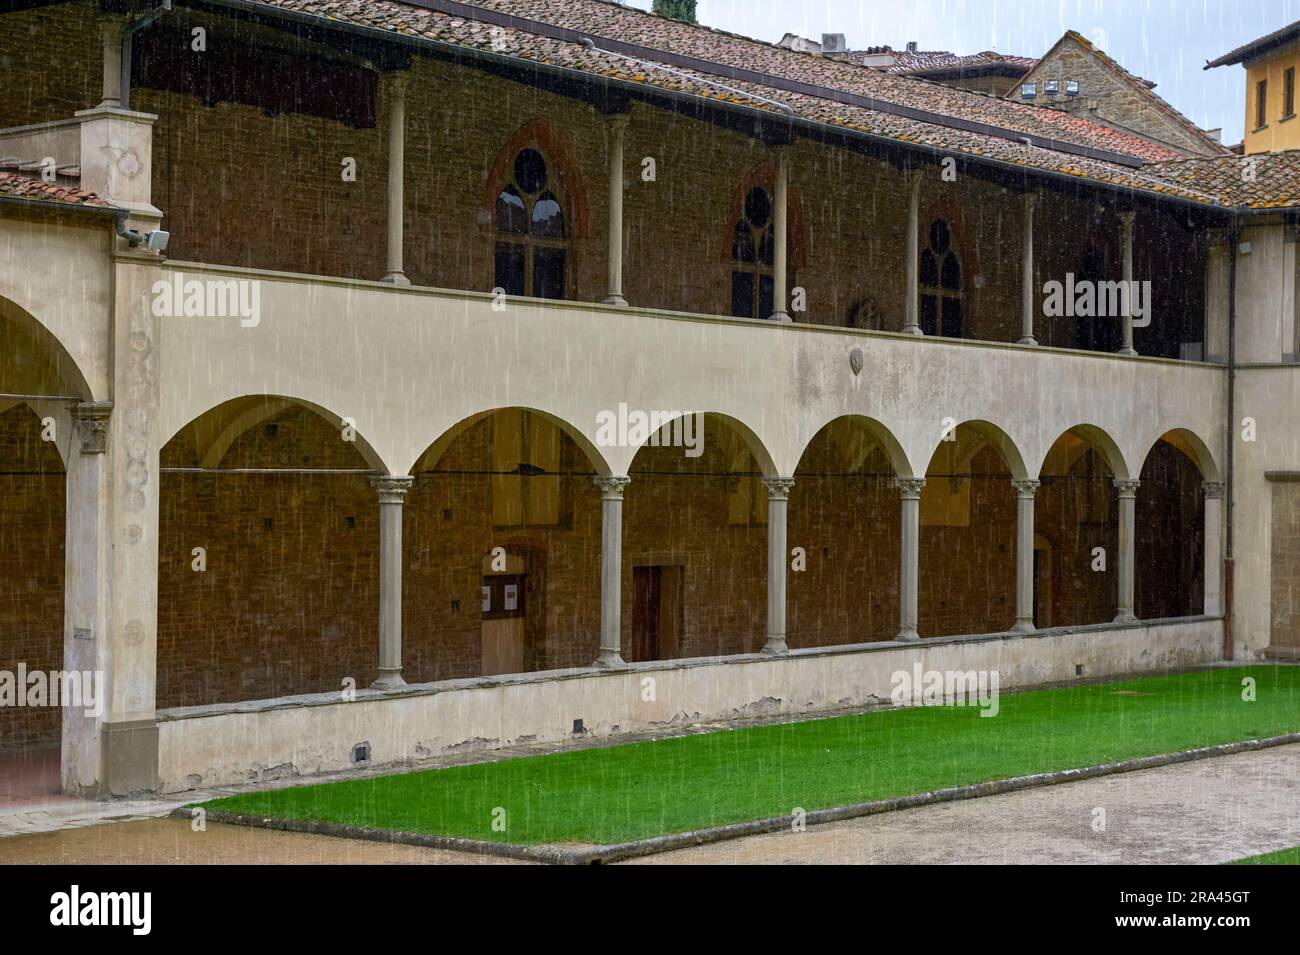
[623,0,1300,145]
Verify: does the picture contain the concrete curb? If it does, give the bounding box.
[175,732,1300,864]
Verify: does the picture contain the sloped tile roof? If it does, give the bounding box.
[1206,20,1300,69]
[252,1,1195,172]
[1144,151,1300,208]
[214,1,1289,206]
[884,50,1039,77]
[0,171,111,207]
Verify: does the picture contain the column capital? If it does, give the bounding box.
[382,71,409,97]
[593,475,631,500]
[1113,477,1141,497]
[1012,478,1041,498]
[70,401,112,454]
[603,110,631,133]
[370,474,414,504]
[761,476,795,500]
[1023,190,1039,212]
[895,477,926,499]
[1118,209,1136,227]
[1203,481,1226,500]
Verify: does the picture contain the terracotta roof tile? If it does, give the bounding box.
[883,50,1039,77]
[1144,151,1300,208]
[0,171,111,207]
[236,1,1285,205]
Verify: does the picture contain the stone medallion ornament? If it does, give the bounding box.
[849,346,864,376]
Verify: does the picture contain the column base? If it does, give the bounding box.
[767,311,793,324]
[761,637,789,655]
[592,649,626,669]
[371,670,406,690]
[896,628,920,643]
[381,272,411,286]
[603,293,628,307]
[1017,336,1038,346]
[101,719,159,797]
[1113,610,1138,624]
[1011,619,1037,633]
[901,324,923,337]
[1117,347,1137,356]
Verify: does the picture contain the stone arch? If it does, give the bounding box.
[794,414,912,479]
[412,406,612,477]
[1141,427,1220,482]
[162,395,389,473]
[0,293,94,403]
[1037,423,1129,481]
[920,419,1028,481]
[625,410,777,478]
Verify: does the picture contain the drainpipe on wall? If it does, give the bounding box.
[1224,220,1238,661]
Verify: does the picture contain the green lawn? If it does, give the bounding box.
[199,665,1300,846]
[1228,846,1300,865]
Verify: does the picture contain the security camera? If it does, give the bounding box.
[146,230,170,252]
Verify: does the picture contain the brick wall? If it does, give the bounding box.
[0,405,64,751]
[0,2,1205,351]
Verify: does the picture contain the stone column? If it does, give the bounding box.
[63,402,111,794]
[902,172,923,336]
[762,477,795,652]
[896,477,925,641]
[1118,210,1137,356]
[594,476,631,667]
[99,17,124,109]
[769,146,792,322]
[1203,481,1225,616]
[371,475,413,688]
[1114,478,1141,622]
[1018,193,1038,346]
[1012,479,1040,631]
[603,113,629,307]
[381,73,410,286]
[99,257,164,796]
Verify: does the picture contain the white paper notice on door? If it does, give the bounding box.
[504,583,518,612]
[481,585,491,612]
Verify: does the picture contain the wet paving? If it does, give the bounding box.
[2,744,1296,865]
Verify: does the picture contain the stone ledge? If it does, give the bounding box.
[155,615,1220,724]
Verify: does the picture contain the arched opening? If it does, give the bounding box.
[156,396,382,707]
[788,417,906,647]
[0,403,65,800]
[1135,432,1208,620]
[403,408,607,681]
[625,413,773,661]
[1036,426,1125,627]
[918,421,1024,636]
[0,299,88,802]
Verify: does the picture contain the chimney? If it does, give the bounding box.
[906,40,918,53]
[652,0,697,24]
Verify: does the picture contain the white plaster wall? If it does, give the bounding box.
[0,213,113,399]
[153,261,1225,483]
[1231,367,1300,657]
[157,618,1222,793]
